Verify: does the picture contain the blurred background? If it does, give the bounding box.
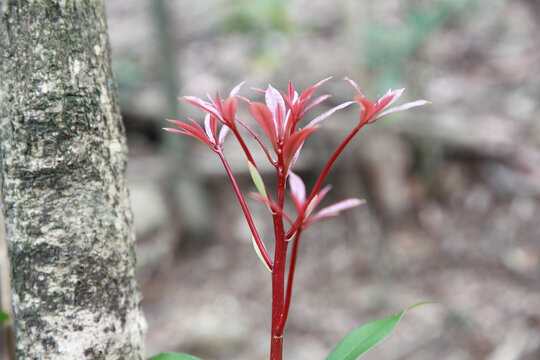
[3,0,540,359]
[112,0,540,359]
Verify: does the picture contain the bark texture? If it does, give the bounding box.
[0,1,146,359]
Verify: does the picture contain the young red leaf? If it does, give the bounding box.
[303,185,332,221]
[375,99,430,120]
[283,126,318,169]
[265,84,286,121]
[164,119,214,148]
[183,96,223,122]
[288,172,306,212]
[222,97,238,126]
[347,81,429,124]
[377,88,404,110]
[297,76,332,106]
[250,102,277,148]
[229,81,246,97]
[344,77,365,97]
[204,114,217,143]
[307,198,365,225]
[300,94,331,118]
[288,143,304,173]
[306,101,355,127]
[218,125,230,146]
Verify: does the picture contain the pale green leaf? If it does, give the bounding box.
[149,352,203,360]
[248,161,267,198]
[326,302,433,360]
[252,235,271,272]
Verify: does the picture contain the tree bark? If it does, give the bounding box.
[0,1,146,359]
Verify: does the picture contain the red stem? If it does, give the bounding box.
[270,157,288,360]
[309,122,366,201]
[231,126,256,165]
[269,121,365,358]
[237,119,277,166]
[276,229,302,336]
[286,122,365,239]
[217,150,273,270]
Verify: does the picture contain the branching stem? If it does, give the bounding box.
[286,122,365,239]
[217,150,273,270]
[270,155,287,360]
[276,229,303,336]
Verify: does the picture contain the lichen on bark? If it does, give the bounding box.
[0,1,146,359]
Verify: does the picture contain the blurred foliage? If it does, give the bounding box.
[212,0,479,87]
[445,307,475,333]
[216,0,295,73]
[363,0,477,92]
[218,0,293,36]
[0,310,7,324]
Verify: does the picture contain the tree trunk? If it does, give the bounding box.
[0,1,146,359]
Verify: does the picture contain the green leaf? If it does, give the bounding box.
[326,302,433,360]
[149,352,203,360]
[0,310,8,324]
[247,161,267,198]
[252,235,271,272]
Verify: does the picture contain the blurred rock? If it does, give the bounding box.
[501,246,539,277]
[488,326,537,360]
[129,182,168,236]
[183,308,249,358]
[357,130,413,218]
